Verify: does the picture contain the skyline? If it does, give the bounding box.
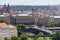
[0,0,60,5]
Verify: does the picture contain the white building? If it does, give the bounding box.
[48,16,60,23]
[0,23,17,40]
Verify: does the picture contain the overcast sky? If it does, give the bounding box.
[0,0,60,5]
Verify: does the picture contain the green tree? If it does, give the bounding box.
[34,34,38,40]
[20,33,28,40]
[0,19,3,23]
[37,22,43,26]
[34,32,44,40]
[11,36,20,40]
[52,33,60,40]
[37,32,45,40]
[4,37,10,40]
[4,19,9,24]
[37,32,44,37]
[16,24,26,28]
[56,23,60,27]
[45,23,56,27]
[0,19,9,24]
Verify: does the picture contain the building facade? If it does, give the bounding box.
[0,23,17,40]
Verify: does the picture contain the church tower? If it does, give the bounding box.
[6,4,10,12]
[3,3,6,10]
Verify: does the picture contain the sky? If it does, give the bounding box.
[0,0,60,5]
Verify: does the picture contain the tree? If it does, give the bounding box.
[18,31,22,37]
[34,32,44,40]
[20,33,28,40]
[11,36,20,40]
[52,33,60,40]
[37,22,43,26]
[3,19,9,24]
[4,37,10,40]
[0,19,9,24]
[45,23,56,27]
[37,32,44,37]
[0,19,3,23]
[56,23,60,27]
[37,32,45,40]
[16,24,26,28]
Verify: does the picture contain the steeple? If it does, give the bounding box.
[6,3,10,12]
[3,3,6,10]
[7,4,9,8]
[4,4,6,7]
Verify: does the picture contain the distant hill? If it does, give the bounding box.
[53,5,60,9]
[9,5,51,11]
[0,5,58,11]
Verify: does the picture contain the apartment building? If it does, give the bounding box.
[0,23,17,40]
[11,14,35,25]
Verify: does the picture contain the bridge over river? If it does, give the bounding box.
[17,26,54,35]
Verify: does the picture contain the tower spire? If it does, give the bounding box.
[6,3,10,13]
[3,3,6,10]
